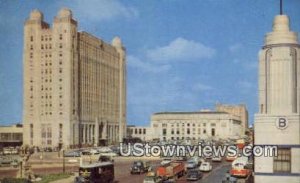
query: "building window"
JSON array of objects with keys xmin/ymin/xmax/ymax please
[
  {"xmin": 139, "ymin": 129, "xmax": 142, "ymax": 134},
  {"xmin": 30, "ymin": 124, "xmax": 33, "ymax": 138},
  {"xmin": 30, "ymin": 36, "xmax": 33, "ymax": 41},
  {"xmin": 162, "ymin": 129, "xmax": 167, "ymax": 135},
  {"xmin": 59, "ymin": 124, "xmax": 63, "ymax": 139},
  {"xmin": 274, "ymin": 148, "xmax": 291, "ymax": 173},
  {"xmin": 187, "ymin": 129, "xmax": 190, "ymax": 134},
  {"xmin": 59, "ymin": 34, "xmax": 63, "ymax": 40},
  {"xmin": 143, "ymin": 129, "xmax": 146, "ymax": 134},
  {"xmin": 211, "ymin": 128, "xmax": 215, "ymax": 136},
  {"xmin": 203, "ymin": 129, "xmax": 206, "ymax": 134},
  {"xmin": 135, "ymin": 129, "xmax": 137, "ymax": 134}
]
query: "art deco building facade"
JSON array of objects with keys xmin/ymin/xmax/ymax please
[
  {"xmin": 22, "ymin": 8, "xmax": 126, "ymax": 148},
  {"xmin": 216, "ymin": 103, "xmax": 248, "ymax": 135},
  {"xmin": 254, "ymin": 14, "xmax": 300, "ymax": 182},
  {"xmin": 150, "ymin": 111, "xmax": 243, "ymax": 142}
]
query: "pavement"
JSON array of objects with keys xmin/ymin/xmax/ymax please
[{"xmin": 49, "ymin": 175, "xmax": 76, "ymax": 183}]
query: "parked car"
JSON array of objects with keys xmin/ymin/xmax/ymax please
[
  {"xmin": 99, "ymin": 151, "xmax": 117, "ymax": 157},
  {"xmin": 0, "ymin": 157, "xmax": 12, "ymax": 167},
  {"xmin": 89, "ymin": 148, "xmax": 99, "ymax": 155},
  {"xmin": 212, "ymin": 155, "xmax": 222, "ymax": 162},
  {"xmin": 226, "ymin": 153, "xmax": 238, "ymax": 161},
  {"xmin": 186, "ymin": 159, "xmax": 198, "ymax": 169},
  {"xmin": 199, "ymin": 162, "xmax": 212, "ymax": 172},
  {"xmin": 222, "ymin": 171, "xmax": 238, "ymax": 183},
  {"xmin": 186, "ymin": 169, "xmax": 203, "ymax": 181},
  {"xmin": 130, "ymin": 161, "xmax": 151, "ymax": 174},
  {"xmin": 160, "ymin": 158, "xmax": 172, "ymax": 166},
  {"xmin": 43, "ymin": 147, "xmax": 53, "ymax": 152},
  {"xmin": 98, "ymin": 155, "xmax": 114, "ymax": 162},
  {"xmin": 81, "ymin": 149, "xmax": 92, "ymax": 156},
  {"xmin": 11, "ymin": 159, "xmax": 19, "ymax": 168},
  {"xmin": 64, "ymin": 151, "xmax": 81, "ymax": 157}
]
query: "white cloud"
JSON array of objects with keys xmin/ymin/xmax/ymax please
[
  {"xmin": 127, "ymin": 55, "xmax": 171, "ymax": 73},
  {"xmin": 229, "ymin": 43, "xmax": 242, "ymax": 53},
  {"xmin": 146, "ymin": 37, "xmax": 216, "ymax": 62},
  {"xmin": 70, "ymin": 0, "xmax": 138, "ymax": 22}
]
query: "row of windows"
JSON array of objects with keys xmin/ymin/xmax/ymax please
[
  {"xmin": 41, "ymin": 112, "xmax": 63, "ymax": 116},
  {"xmin": 162, "ymin": 128, "xmax": 212, "ymax": 135},
  {"xmin": 41, "ymin": 35, "xmax": 52, "ymax": 41},
  {"xmin": 41, "ymin": 44, "xmax": 52, "ymax": 50},
  {"xmin": 41, "ymin": 67, "xmax": 63, "ymax": 74},
  {"xmin": 162, "ymin": 123, "xmax": 216, "ymax": 127},
  {"xmin": 133, "ymin": 128, "xmax": 146, "ymax": 135}
]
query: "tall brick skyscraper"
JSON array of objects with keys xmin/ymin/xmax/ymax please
[{"xmin": 22, "ymin": 8, "xmax": 126, "ymax": 148}]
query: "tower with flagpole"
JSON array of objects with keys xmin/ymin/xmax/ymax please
[{"xmin": 254, "ymin": 1, "xmax": 300, "ymax": 182}]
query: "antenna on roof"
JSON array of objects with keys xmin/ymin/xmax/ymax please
[{"xmin": 280, "ymin": 0, "xmax": 283, "ymax": 15}]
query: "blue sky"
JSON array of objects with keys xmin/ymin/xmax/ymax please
[{"xmin": 0, "ymin": 0, "xmax": 299, "ymax": 126}]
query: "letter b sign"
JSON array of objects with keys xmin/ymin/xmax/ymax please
[{"xmin": 276, "ymin": 117, "xmax": 288, "ymax": 130}]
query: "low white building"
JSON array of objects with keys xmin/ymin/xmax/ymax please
[
  {"xmin": 127, "ymin": 125, "xmax": 153, "ymax": 141},
  {"xmin": 150, "ymin": 111, "xmax": 243, "ymax": 141}
]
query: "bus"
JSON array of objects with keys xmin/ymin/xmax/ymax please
[{"xmin": 75, "ymin": 162, "xmax": 114, "ymax": 183}]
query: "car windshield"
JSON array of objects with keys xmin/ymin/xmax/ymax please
[
  {"xmin": 188, "ymin": 170, "xmax": 198, "ymax": 175},
  {"xmin": 134, "ymin": 161, "xmax": 142, "ymax": 166}
]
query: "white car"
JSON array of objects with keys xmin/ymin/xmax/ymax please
[
  {"xmin": 186, "ymin": 160, "xmax": 198, "ymax": 169},
  {"xmin": 212, "ymin": 156, "xmax": 222, "ymax": 162},
  {"xmin": 199, "ymin": 162, "xmax": 212, "ymax": 172},
  {"xmin": 89, "ymin": 149, "xmax": 99, "ymax": 155},
  {"xmin": 160, "ymin": 159, "xmax": 172, "ymax": 165},
  {"xmin": 99, "ymin": 151, "xmax": 117, "ymax": 157}
]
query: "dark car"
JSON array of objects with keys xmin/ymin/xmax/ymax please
[
  {"xmin": 130, "ymin": 161, "xmax": 151, "ymax": 174},
  {"xmin": 98, "ymin": 155, "xmax": 114, "ymax": 162},
  {"xmin": 186, "ymin": 169, "xmax": 203, "ymax": 181}
]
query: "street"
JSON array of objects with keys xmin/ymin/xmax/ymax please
[{"xmin": 0, "ymin": 152, "xmax": 233, "ymax": 183}]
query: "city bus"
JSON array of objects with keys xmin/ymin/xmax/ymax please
[{"xmin": 75, "ymin": 162, "xmax": 114, "ymax": 183}]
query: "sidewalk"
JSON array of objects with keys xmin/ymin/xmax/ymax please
[{"xmin": 49, "ymin": 175, "xmax": 75, "ymax": 183}]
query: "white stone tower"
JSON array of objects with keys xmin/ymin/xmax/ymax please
[{"xmin": 254, "ymin": 6, "xmax": 300, "ymax": 183}]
